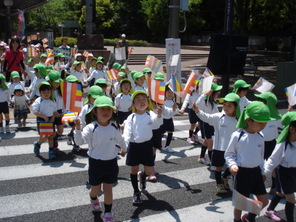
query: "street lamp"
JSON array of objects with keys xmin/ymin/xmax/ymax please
[{"xmin": 4, "ymin": 0, "xmax": 14, "ymax": 42}]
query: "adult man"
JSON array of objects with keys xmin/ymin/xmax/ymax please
[{"xmin": 119, "ymin": 34, "xmax": 129, "ymax": 62}]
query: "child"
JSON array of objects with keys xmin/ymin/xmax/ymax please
[
  {"xmin": 179, "ymin": 83, "xmax": 201, "ymax": 144},
  {"xmin": 0, "ymin": 74, "xmax": 10, "ymax": 133},
  {"xmin": 114, "ymin": 79, "xmax": 133, "ymax": 125},
  {"xmin": 25, "ymin": 58, "xmax": 35, "ymax": 87},
  {"xmin": 264, "ymin": 112, "xmax": 296, "ymax": 222},
  {"xmin": 123, "ymin": 90, "xmax": 162, "ymax": 204},
  {"xmin": 32, "ymin": 81, "xmax": 59, "ymax": 159},
  {"xmin": 29, "ymin": 64, "xmax": 47, "ymax": 104},
  {"xmin": 71, "ymin": 61, "xmax": 86, "ymax": 84},
  {"xmin": 196, "ymin": 83, "xmax": 222, "ymax": 165},
  {"xmin": 54, "ymin": 53, "xmax": 69, "ymax": 79},
  {"xmin": 39, "ymin": 54, "xmax": 47, "ymax": 65},
  {"xmin": 46, "ymin": 70, "xmax": 64, "ymax": 154},
  {"xmin": 88, "ymin": 57, "xmax": 98, "ymax": 78},
  {"xmin": 193, "ymin": 93, "xmax": 240, "ymax": 194},
  {"xmin": 255, "ymin": 92, "xmax": 282, "ymax": 194},
  {"xmin": 95, "ymin": 78, "xmax": 109, "ymax": 97},
  {"xmin": 224, "ymin": 101, "xmax": 272, "ymax": 222},
  {"xmin": 8, "ymin": 71, "xmax": 25, "ymax": 99},
  {"xmin": 74, "ymin": 96, "xmax": 127, "ymax": 222},
  {"xmin": 161, "ymin": 84, "xmax": 179, "ymax": 153},
  {"xmin": 232, "ymin": 79, "xmax": 251, "ymax": 112},
  {"xmin": 112, "ymin": 72, "xmax": 127, "ymax": 98},
  {"xmin": 86, "ymin": 60, "xmax": 108, "ymax": 87},
  {"xmin": 11, "ymin": 85, "xmax": 30, "ymax": 128},
  {"xmin": 133, "ymin": 72, "xmax": 147, "ymax": 92}
]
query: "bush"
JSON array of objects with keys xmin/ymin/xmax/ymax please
[
  {"xmin": 54, "ymin": 37, "xmax": 77, "ymax": 47},
  {"xmin": 104, "ymin": 38, "xmax": 150, "ymax": 47}
]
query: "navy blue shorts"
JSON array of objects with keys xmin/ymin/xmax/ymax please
[
  {"xmin": 88, "ymin": 157, "xmax": 119, "ymax": 186},
  {"xmin": 211, "ymin": 150, "xmax": 225, "ymax": 167},
  {"xmin": 188, "ymin": 108, "xmax": 200, "ymax": 124},
  {"xmin": 200, "ymin": 120, "xmax": 214, "ymax": 139},
  {"xmin": 0, "ymin": 101, "xmax": 9, "ymax": 114},
  {"xmin": 163, "ymin": 118, "xmax": 174, "ymax": 132},
  {"xmin": 152, "ymin": 125, "xmax": 164, "ymax": 149},
  {"xmin": 264, "ymin": 139, "xmax": 276, "ymax": 160},
  {"xmin": 234, "ymin": 166, "xmax": 266, "ymax": 197},
  {"xmin": 126, "ymin": 141, "xmax": 154, "ymax": 166},
  {"xmin": 53, "ymin": 117, "xmax": 63, "ymax": 126},
  {"xmin": 117, "ymin": 111, "xmax": 132, "ymax": 124},
  {"xmin": 276, "ymin": 166, "xmax": 296, "ymax": 194}
]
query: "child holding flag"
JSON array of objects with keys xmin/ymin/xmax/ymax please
[
  {"xmin": 32, "ymin": 82, "xmax": 59, "ymax": 159},
  {"xmin": 264, "ymin": 112, "xmax": 296, "ymax": 222},
  {"xmin": 225, "ymin": 101, "xmax": 272, "ymax": 222},
  {"xmin": 193, "ymin": 93, "xmax": 240, "ymax": 194},
  {"xmin": 133, "ymin": 72, "xmax": 147, "ymax": 92},
  {"xmin": 123, "ymin": 90, "xmax": 163, "ymax": 204},
  {"xmin": 74, "ymin": 96, "xmax": 127, "ymax": 222},
  {"xmin": 29, "ymin": 64, "xmax": 47, "ymax": 104},
  {"xmin": 86, "ymin": 60, "xmax": 108, "ymax": 87}
]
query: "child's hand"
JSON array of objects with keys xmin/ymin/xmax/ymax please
[
  {"xmin": 49, "ymin": 116, "xmax": 55, "ymax": 122},
  {"xmin": 157, "ymin": 106, "xmax": 162, "ymax": 118},
  {"xmin": 179, "ymin": 109, "xmax": 185, "ymax": 114},
  {"xmin": 119, "ymin": 150, "xmax": 126, "ymax": 157},
  {"xmin": 75, "ymin": 118, "xmax": 81, "ymax": 130},
  {"xmin": 192, "ymin": 103, "xmax": 199, "ymax": 113},
  {"xmin": 230, "ymin": 165, "xmax": 239, "ymax": 176},
  {"xmin": 173, "ymin": 102, "xmax": 178, "ymax": 111},
  {"xmin": 43, "ymin": 116, "xmax": 49, "ymax": 122}
]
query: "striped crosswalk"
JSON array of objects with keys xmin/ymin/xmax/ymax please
[{"xmin": 0, "ymin": 116, "xmax": 288, "ymax": 222}]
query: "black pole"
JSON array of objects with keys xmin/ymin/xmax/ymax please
[
  {"xmin": 221, "ymin": 0, "xmax": 234, "ymax": 96},
  {"xmin": 168, "ymin": 0, "xmax": 180, "ymax": 38}
]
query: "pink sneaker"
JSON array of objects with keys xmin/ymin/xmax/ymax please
[
  {"xmin": 90, "ymin": 198, "xmax": 102, "ymax": 212},
  {"xmin": 264, "ymin": 210, "xmax": 282, "ymax": 222},
  {"xmin": 102, "ymin": 212, "xmax": 113, "ymax": 222}
]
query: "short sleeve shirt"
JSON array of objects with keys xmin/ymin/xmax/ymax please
[{"xmin": 4, "ymin": 49, "xmax": 24, "ymax": 72}]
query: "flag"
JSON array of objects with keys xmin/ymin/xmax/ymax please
[
  {"xmin": 62, "ymin": 111, "xmax": 78, "ymax": 124},
  {"xmin": 71, "ymin": 47, "xmax": 77, "ymax": 56},
  {"xmin": 60, "ymin": 81, "xmax": 83, "ymax": 112},
  {"xmin": 170, "ymin": 74, "xmax": 183, "ymax": 92},
  {"xmin": 27, "ymin": 45, "xmax": 38, "ymax": 57},
  {"xmin": 183, "ymin": 70, "xmax": 200, "ymax": 94},
  {"xmin": 145, "ymin": 55, "xmax": 162, "ymax": 73},
  {"xmin": 106, "ymin": 69, "xmax": 118, "ymax": 80},
  {"xmin": 128, "ymin": 47, "xmax": 134, "ymax": 55},
  {"xmin": 232, "ymin": 189, "xmax": 263, "ymax": 215},
  {"xmin": 45, "ymin": 53, "xmax": 55, "ymax": 66},
  {"xmin": 285, "ymin": 83, "xmax": 296, "ymax": 106},
  {"xmin": 83, "ymin": 50, "xmax": 89, "ymax": 58},
  {"xmin": 148, "ymin": 78, "xmax": 166, "ymax": 104},
  {"xmin": 252, "ymin": 77, "xmax": 275, "ymax": 93},
  {"xmin": 203, "ymin": 67, "xmax": 214, "ymax": 77},
  {"xmin": 39, "ymin": 121, "xmax": 54, "ymax": 138}
]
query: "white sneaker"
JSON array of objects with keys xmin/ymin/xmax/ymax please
[
  {"xmin": 163, "ymin": 146, "xmax": 174, "ymax": 153},
  {"xmin": 0, "ymin": 127, "xmax": 3, "ymax": 133},
  {"xmin": 5, "ymin": 125, "xmax": 10, "ymax": 133},
  {"xmin": 187, "ymin": 137, "xmax": 195, "ymax": 144},
  {"xmin": 198, "ymin": 157, "xmax": 210, "ymax": 165}
]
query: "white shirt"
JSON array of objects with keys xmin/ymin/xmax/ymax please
[
  {"xmin": 29, "ymin": 77, "xmax": 46, "ymax": 99},
  {"xmin": 197, "ymin": 111, "xmax": 237, "ymax": 151},
  {"xmin": 264, "ymin": 141, "xmax": 296, "ymax": 176},
  {"xmin": 162, "ymin": 99, "xmax": 179, "ymax": 119},
  {"xmin": 12, "ymin": 94, "xmax": 29, "ymax": 111},
  {"xmin": 32, "ymin": 97, "xmax": 57, "ymax": 117},
  {"xmin": 261, "ymin": 119, "xmax": 281, "ymax": 141},
  {"xmin": 74, "ymin": 120, "xmax": 127, "ymax": 160},
  {"xmin": 134, "ymin": 85, "xmax": 147, "ymax": 93},
  {"xmin": 53, "ymin": 90, "xmax": 64, "ymax": 111},
  {"xmin": 0, "ymin": 89, "xmax": 9, "ymax": 103},
  {"xmin": 196, "ymin": 93, "xmax": 219, "ymax": 114},
  {"xmin": 123, "ymin": 111, "xmax": 163, "ymax": 148},
  {"xmin": 78, "ymin": 104, "xmax": 93, "ymax": 128},
  {"xmin": 225, "ymin": 129, "xmax": 265, "ymax": 170},
  {"xmin": 8, "ymin": 82, "xmax": 24, "ymax": 98},
  {"xmin": 114, "ymin": 93, "xmax": 132, "ymax": 112},
  {"xmin": 239, "ymin": 96, "xmax": 251, "ymax": 113},
  {"xmin": 181, "ymin": 91, "xmax": 201, "ymax": 110},
  {"xmin": 85, "ymin": 70, "xmax": 108, "ymax": 82},
  {"xmin": 72, "ymin": 70, "xmax": 85, "ymax": 83},
  {"xmin": 26, "ymin": 65, "xmax": 35, "ymax": 81}
]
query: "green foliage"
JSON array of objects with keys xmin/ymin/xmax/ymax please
[
  {"xmin": 54, "ymin": 37, "xmax": 77, "ymax": 47},
  {"xmin": 104, "ymin": 39, "xmax": 150, "ymax": 47}
]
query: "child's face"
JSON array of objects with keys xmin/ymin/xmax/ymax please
[
  {"xmin": 35, "ymin": 70, "xmax": 40, "ymax": 77},
  {"xmin": 165, "ymin": 89, "xmax": 174, "ymax": 100},
  {"xmin": 89, "ymin": 96, "xmax": 96, "ymax": 105},
  {"xmin": 51, "ymin": 81, "xmax": 60, "ymax": 90},
  {"xmin": 96, "ymin": 63, "xmax": 103, "ymax": 70},
  {"xmin": 121, "ymin": 82, "xmax": 131, "ymax": 94},
  {"xmin": 237, "ymin": 88, "xmax": 248, "ymax": 97},
  {"xmin": 135, "ymin": 76, "xmax": 145, "ymax": 86},
  {"xmin": 14, "ymin": 90, "xmax": 23, "ymax": 96},
  {"xmin": 133, "ymin": 94, "xmax": 148, "ymax": 113},
  {"xmin": 75, "ymin": 64, "xmax": 82, "ymax": 71},
  {"xmin": 12, "ymin": 77, "xmax": 20, "ymax": 83},
  {"xmin": 223, "ymin": 102, "xmax": 236, "ymax": 117},
  {"xmin": 95, "ymin": 106, "xmax": 113, "ymax": 125},
  {"xmin": 40, "ymin": 57, "xmax": 46, "ymax": 63},
  {"xmin": 246, "ymin": 119, "xmax": 267, "ymax": 133},
  {"xmin": 40, "ymin": 89, "xmax": 51, "ymax": 99},
  {"xmin": 212, "ymin": 91, "xmax": 221, "ymax": 99},
  {"xmin": 91, "ymin": 60, "xmax": 96, "ymax": 66}
]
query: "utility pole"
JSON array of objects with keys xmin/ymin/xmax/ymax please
[
  {"xmin": 85, "ymin": 0, "xmax": 93, "ymax": 34},
  {"xmin": 168, "ymin": 0, "xmax": 180, "ymax": 38}
]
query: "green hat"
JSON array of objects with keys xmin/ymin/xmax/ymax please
[
  {"xmin": 118, "ymin": 72, "xmax": 126, "ymax": 78},
  {"xmin": 120, "ymin": 66, "xmax": 126, "ymax": 70},
  {"xmin": 133, "ymin": 72, "xmax": 144, "ymax": 80},
  {"xmin": 95, "ymin": 78, "xmax": 109, "ymax": 86},
  {"xmin": 96, "ymin": 60, "xmax": 104, "ymax": 65},
  {"xmin": 154, "ymin": 72, "xmax": 164, "ymax": 81},
  {"xmin": 57, "ymin": 53, "xmax": 65, "ymax": 58},
  {"xmin": 254, "ymin": 92, "xmax": 281, "ymax": 120},
  {"xmin": 143, "ymin": 67, "xmax": 152, "ymax": 73},
  {"xmin": 46, "ymin": 70, "xmax": 62, "ymax": 82},
  {"xmin": 130, "ymin": 70, "xmax": 137, "ymax": 79},
  {"xmin": 233, "ymin": 80, "xmax": 251, "ymax": 93},
  {"xmin": 236, "ymin": 101, "xmax": 273, "ymax": 128},
  {"xmin": 65, "ymin": 75, "xmax": 78, "ymax": 83},
  {"xmin": 73, "ymin": 61, "xmax": 82, "ymax": 67},
  {"xmin": 97, "ymin": 56, "xmax": 104, "ymax": 61},
  {"xmin": 84, "ymin": 85, "xmax": 103, "ymax": 104},
  {"xmin": 37, "ymin": 81, "xmax": 51, "ymax": 90},
  {"xmin": 112, "ymin": 62, "xmax": 121, "ymax": 69},
  {"xmin": 222, "ymin": 93, "xmax": 241, "ymax": 118},
  {"xmin": 132, "ymin": 90, "xmax": 147, "ymax": 101},
  {"xmin": 85, "ymin": 96, "xmax": 115, "ymax": 124},
  {"xmin": 11, "ymin": 71, "xmax": 20, "ymax": 79},
  {"xmin": 40, "ymin": 53, "xmax": 47, "ymax": 58},
  {"xmin": 0, "ymin": 74, "xmax": 8, "ymax": 90},
  {"xmin": 211, "ymin": 83, "xmax": 223, "ymax": 91},
  {"xmin": 131, "ymin": 90, "xmax": 153, "ymax": 112},
  {"xmin": 276, "ymin": 112, "xmax": 296, "ymax": 143},
  {"xmin": 33, "ymin": 64, "xmax": 47, "ymax": 78},
  {"xmin": 91, "ymin": 57, "xmax": 97, "ymax": 61},
  {"xmin": 46, "ymin": 65, "xmax": 53, "ymax": 71},
  {"xmin": 28, "ymin": 58, "xmax": 33, "ymax": 63}
]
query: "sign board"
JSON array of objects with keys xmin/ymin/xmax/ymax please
[{"xmin": 166, "ymin": 38, "xmax": 181, "ymax": 85}]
